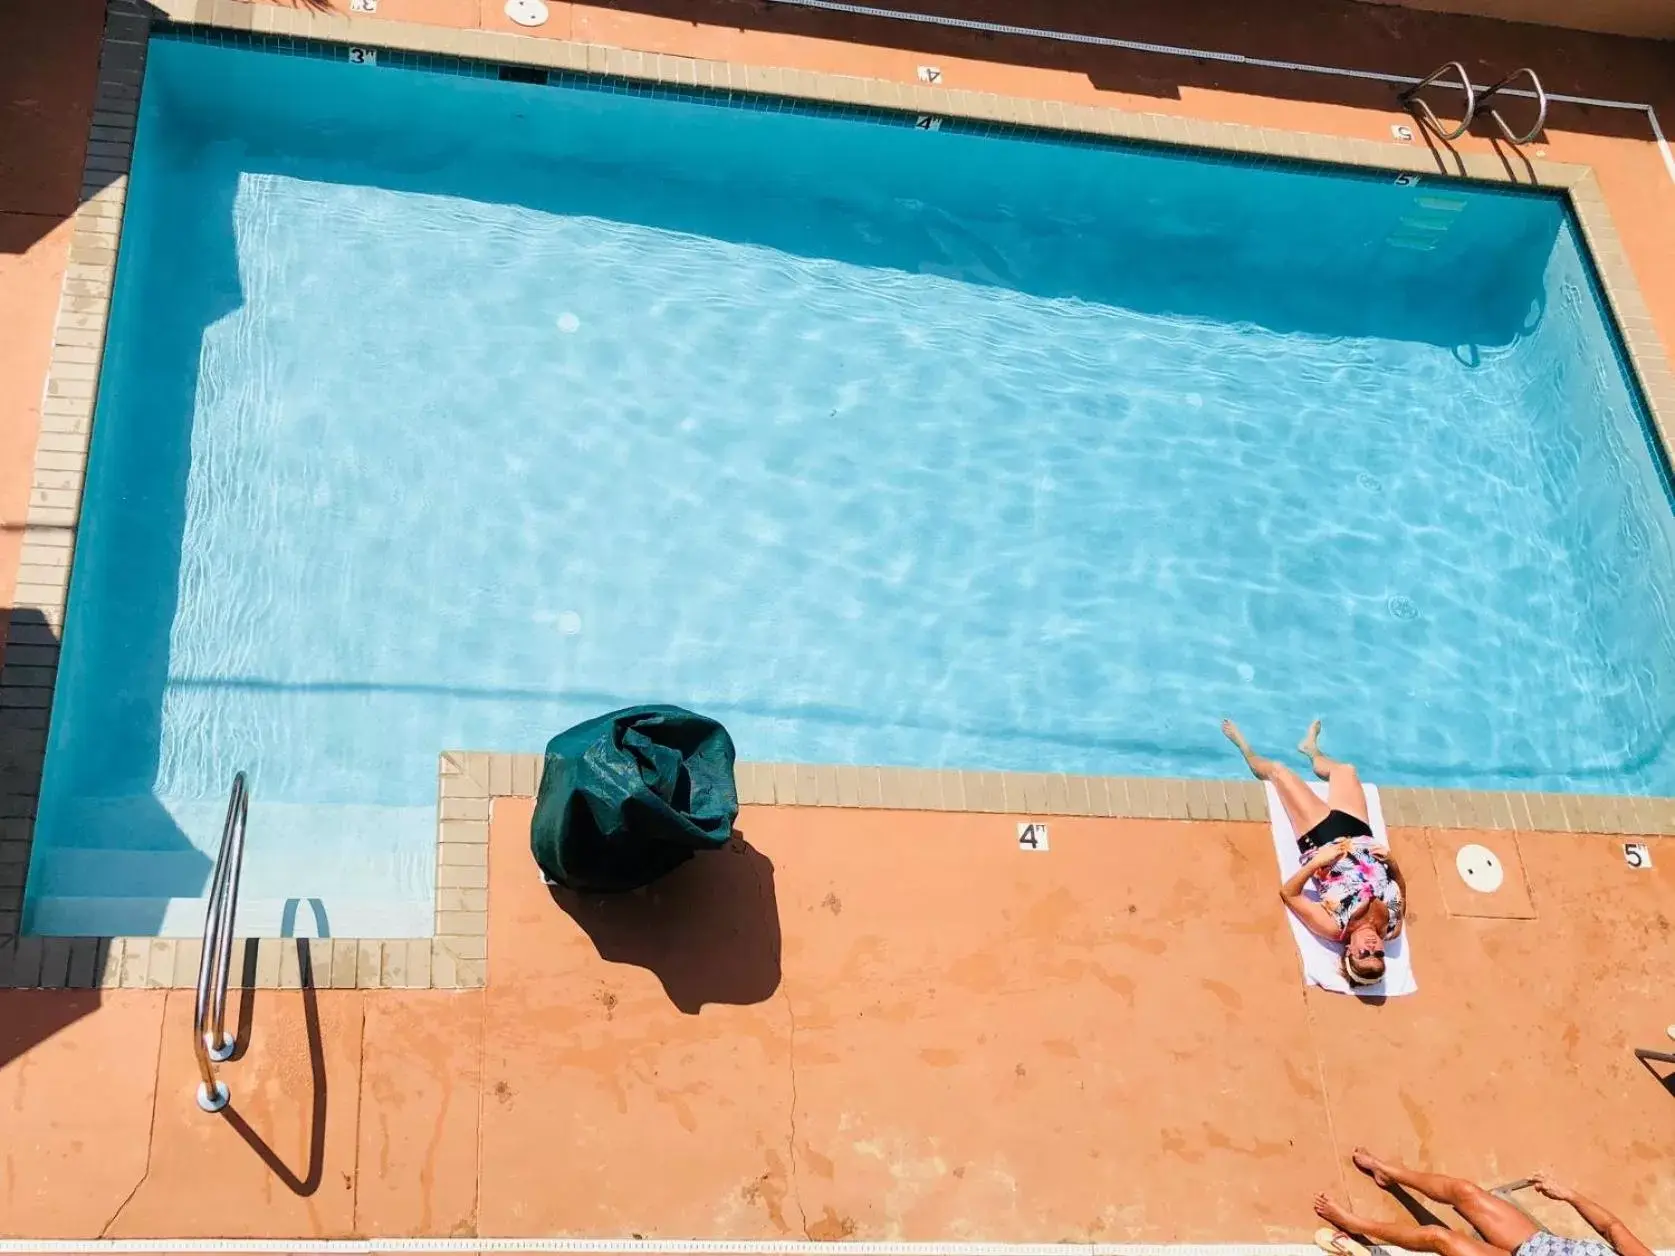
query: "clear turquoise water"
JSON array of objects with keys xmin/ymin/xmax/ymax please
[{"xmin": 27, "ymin": 36, "xmax": 1675, "ymax": 935}]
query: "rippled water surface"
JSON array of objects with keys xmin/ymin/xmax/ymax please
[{"xmin": 30, "ymin": 37, "xmax": 1675, "ymax": 928}]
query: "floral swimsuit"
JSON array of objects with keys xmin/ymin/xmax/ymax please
[{"xmin": 1313, "ymin": 838, "xmax": 1403, "ymax": 941}]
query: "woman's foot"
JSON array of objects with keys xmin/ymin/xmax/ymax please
[
  {"xmin": 1352, "ymin": 1147, "xmax": 1393, "ymax": 1189},
  {"xmin": 1222, "ymin": 719, "xmax": 1273, "ymax": 779},
  {"xmin": 1299, "ymin": 719, "xmax": 1323, "ymax": 761},
  {"xmin": 1314, "ymin": 1193, "xmax": 1362, "ymax": 1235}
]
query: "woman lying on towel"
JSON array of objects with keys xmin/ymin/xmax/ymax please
[{"xmin": 1222, "ymin": 719, "xmax": 1406, "ymax": 988}]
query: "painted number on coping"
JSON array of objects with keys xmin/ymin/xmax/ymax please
[
  {"xmin": 349, "ymin": 0, "xmax": 378, "ymax": 11},
  {"xmin": 1018, "ymin": 822, "xmax": 1049, "ymax": 852},
  {"xmin": 1393, "ymin": 173, "xmax": 1421, "ymax": 187},
  {"xmin": 1625, "ymin": 842, "xmax": 1653, "ymax": 869},
  {"xmin": 348, "ymin": 46, "xmax": 377, "ymax": 65},
  {"xmin": 915, "ymin": 115, "xmax": 943, "ymax": 132}
]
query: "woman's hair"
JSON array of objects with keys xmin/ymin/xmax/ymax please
[{"xmin": 1342, "ymin": 948, "xmax": 1386, "ymax": 987}]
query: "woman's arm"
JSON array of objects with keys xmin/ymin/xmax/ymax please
[
  {"xmin": 1280, "ymin": 840, "xmax": 1350, "ymax": 941},
  {"xmin": 1279, "ymin": 891, "xmax": 1342, "ymax": 941},
  {"xmin": 1531, "ymin": 1176, "xmax": 1655, "ymax": 1256},
  {"xmin": 1378, "ymin": 851, "xmax": 1408, "ymax": 938}
]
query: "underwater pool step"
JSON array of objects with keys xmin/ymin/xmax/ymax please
[
  {"xmin": 29, "ymin": 846, "xmax": 218, "ymax": 899},
  {"xmin": 24, "ymin": 840, "xmax": 437, "ymax": 934},
  {"xmin": 26, "ymin": 889, "xmax": 434, "ymax": 939}
]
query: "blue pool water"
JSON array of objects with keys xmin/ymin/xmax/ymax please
[{"xmin": 27, "ymin": 35, "xmax": 1675, "ymax": 935}]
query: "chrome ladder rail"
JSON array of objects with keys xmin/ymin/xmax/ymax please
[
  {"xmin": 1476, "ymin": 67, "xmax": 1548, "ymax": 146},
  {"xmin": 193, "ymin": 771, "xmax": 249, "ymax": 1113},
  {"xmin": 1399, "ymin": 61, "xmax": 1547, "ymax": 146},
  {"xmin": 1399, "ymin": 61, "xmax": 1476, "ymax": 141}
]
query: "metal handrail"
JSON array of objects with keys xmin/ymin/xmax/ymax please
[
  {"xmin": 193, "ymin": 771, "xmax": 249, "ymax": 1113},
  {"xmin": 1399, "ymin": 61, "xmax": 1476, "ymax": 142},
  {"xmin": 1399, "ymin": 61, "xmax": 1547, "ymax": 147},
  {"xmin": 1477, "ymin": 67, "xmax": 1548, "ymax": 146}
]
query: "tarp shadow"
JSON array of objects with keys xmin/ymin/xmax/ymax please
[{"xmin": 547, "ymin": 832, "xmax": 782, "ymax": 1014}]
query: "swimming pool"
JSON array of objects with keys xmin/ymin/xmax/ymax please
[{"xmin": 25, "ymin": 33, "xmax": 1675, "ymax": 936}]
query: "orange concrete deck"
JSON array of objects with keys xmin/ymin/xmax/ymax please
[
  {"xmin": 2, "ymin": 799, "xmax": 1671, "ymax": 1241},
  {"xmin": 4, "ymin": 0, "xmax": 1675, "ymax": 1243}
]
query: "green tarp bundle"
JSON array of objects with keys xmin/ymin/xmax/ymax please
[{"xmin": 530, "ymin": 705, "xmax": 739, "ymax": 893}]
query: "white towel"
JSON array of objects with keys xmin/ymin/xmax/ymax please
[{"xmin": 1266, "ymin": 780, "xmax": 1417, "ymax": 998}]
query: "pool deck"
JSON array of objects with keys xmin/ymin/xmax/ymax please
[
  {"xmin": 2, "ymin": 0, "xmax": 1675, "ymax": 1244},
  {"xmin": 3, "ymin": 796, "xmax": 1671, "ymax": 1243}
]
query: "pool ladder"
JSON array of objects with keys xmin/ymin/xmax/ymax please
[
  {"xmin": 1400, "ymin": 62, "xmax": 1548, "ymax": 145},
  {"xmin": 193, "ymin": 770, "xmax": 249, "ymax": 1113}
]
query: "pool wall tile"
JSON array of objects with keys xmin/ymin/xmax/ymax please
[
  {"xmin": 1522, "ymin": 793, "xmax": 1564, "ymax": 832},
  {"xmin": 808, "ymin": 765, "xmax": 839, "ymax": 807},
  {"xmin": 118, "ymin": 939, "xmax": 148, "ymax": 989},
  {"xmin": 94, "ymin": 937, "xmax": 125, "ymax": 989},
  {"xmin": 965, "ymin": 771, "xmax": 1002, "ymax": 813},
  {"xmin": 37, "ymin": 938, "xmax": 71, "ymax": 989},
  {"xmin": 277, "ymin": 938, "xmax": 303, "ymax": 989},
  {"xmin": 379, "ymin": 941, "xmax": 408, "ymax": 989},
  {"xmin": 8, "ymin": 937, "xmax": 45, "ymax": 988},
  {"xmin": 1042, "ymin": 773, "xmax": 1072, "ymax": 815},
  {"xmin": 873, "ymin": 766, "xmax": 908, "ymax": 809},
  {"xmin": 439, "ymin": 795, "xmax": 489, "ymax": 822},
  {"xmin": 1581, "ymin": 797, "xmax": 1618, "ymax": 835},
  {"xmin": 1380, "ymin": 788, "xmax": 1416, "ymax": 827},
  {"xmin": 910, "ymin": 768, "xmax": 946, "ymax": 810},
  {"xmin": 330, "ymin": 939, "xmax": 360, "ymax": 990},
  {"xmin": 1554, "ymin": 794, "xmax": 1588, "ymax": 832},
  {"xmin": 145, "ymin": 939, "xmax": 177, "ymax": 989},
  {"xmin": 1617, "ymin": 797, "xmax": 1649, "ymax": 835},
  {"xmin": 510, "ymin": 753, "xmax": 536, "ymax": 798},
  {"xmin": 1184, "ymin": 780, "xmax": 1214, "ymax": 821},
  {"xmin": 65, "ymin": 938, "xmax": 101, "ymax": 989},
  {"xmin": 355, "ymin": 940, "xmax": 383, "ymax": 987},
  {"xmin": 1062, "ymin": 775, "xmax": 1091, "ymax": 816},
  {"xmin": 171, "ymin": 938, "xmax": 203, "ymax": 988},
  {"xmin": 1575, "ymin": 797, "xmax": 1610, "ymax": 834},
  {"xmin": 1484, "ymin": 792, "xmax": 1516, "ymax": 830},
  {"xmin": 1625, "ymin": 795, "xmax": 1658, "ymax": 836}
]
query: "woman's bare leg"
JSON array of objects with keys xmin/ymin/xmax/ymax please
[
  {"xmin": 1354, "ymin": 1150, "xmax": 1540, "ymax": 1253},
  {"xmin": 1223, "ymin": 720, "xmax": 1330, "ymax": 836},
  {"xmin": 1299, "ymin": 720, "xmax": 1371, "ymax": 825},
  {"xmin": 1315, "ymin": 1194, "xmax": 1509, "ymax": 1256}
]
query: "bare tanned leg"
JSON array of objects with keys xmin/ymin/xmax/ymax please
[
  {"xmin": 1223, "ymin": 720, "xmax": 1330, "ymax": 836},
  {"xmin": 1353, "ymin": 1150, "xmax": 1540, "ymax": 1254},
  {"xmin": 1299, "ymin": 720, "xmax": 1371, "ymax": 825},
  {"xmin": 1315, "ymin": 1194, "xmax": 1511, "ymax": 1256}
]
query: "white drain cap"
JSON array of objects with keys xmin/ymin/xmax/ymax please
[
  {"xmin": 1456, "ymin": 843, "xmax": 1504, "ymax": 893},
  {"xmin": 505, "ymin": 0, "xmax": 550, "ymax": 27}
]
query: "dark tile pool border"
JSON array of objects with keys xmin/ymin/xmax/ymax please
[{"xmin": 3, "ymin": 0, "xmax": 1675, "ymax": 989}]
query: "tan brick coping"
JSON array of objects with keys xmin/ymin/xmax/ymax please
[{"xmin": 2, "ymin": 0, "xmax": 1672, "ymax": 990}]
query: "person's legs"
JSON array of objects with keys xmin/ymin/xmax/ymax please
[
  {"xmin": 1354, "ymin": 1150, "xmax": 1540, "ymax": 1253},
  {"xmin": 1315, "ymin": 1194, "xmax": 1510, "ymax": 1256},
  {"xmin": 1223, "ymin": 720, "xmax": 1331, "ymax": 836},
  {"xmin": 1299, "ymin": 720, "xmax": 1371, "ymax": 825}
]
